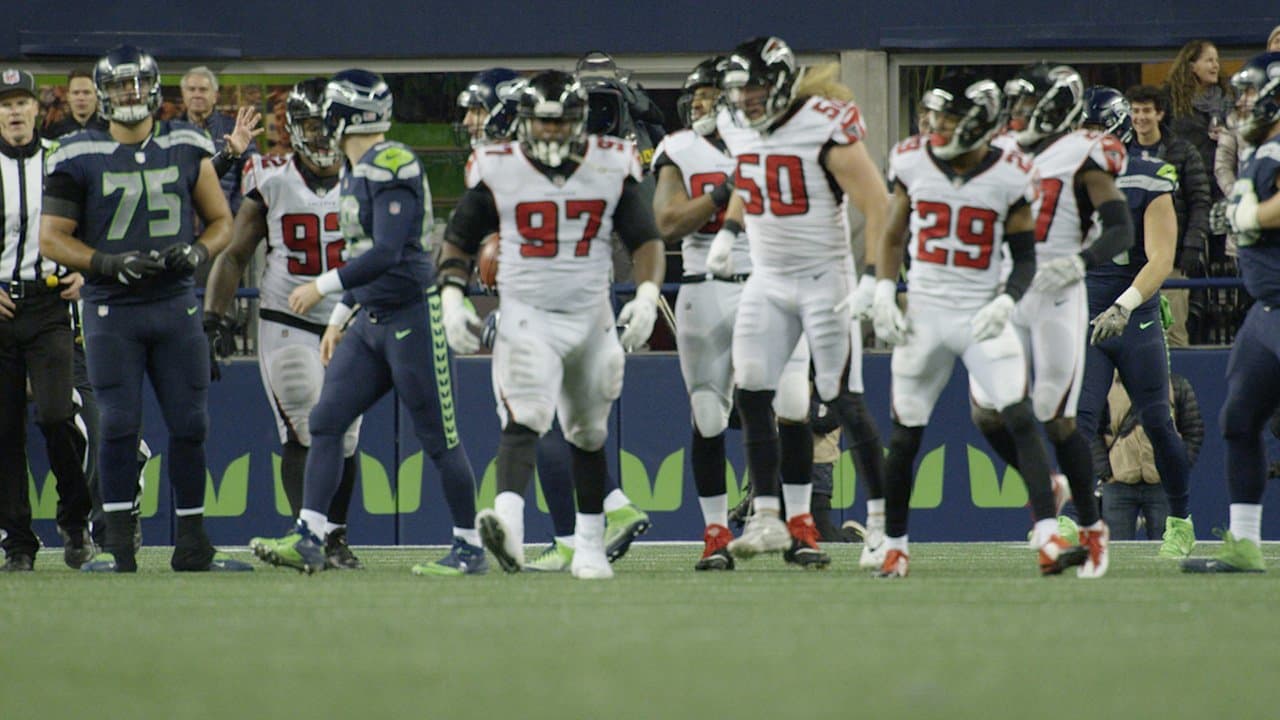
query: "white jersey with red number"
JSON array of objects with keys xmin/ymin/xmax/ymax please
[
  {"xmin": 651, "ymin": 129, "xmax": 749, "ymax": 275},
  {"xmin": 1028, "ymin": 129, "xmax": 1127, "ymax": 261},
  {"xmin": 242, "ymin": 153, "xmax": 345, "ymax": 325},
  {"xmin": 717, "ymin": 96, "xmax": 866, "ymax": 275},
  {"xmin": 469, "ymin": 134, "xmax": 642, "ymax": 311},
  {"xmin": 890, "ymin": 135, "xmax": 1035, "ymax": 310}
]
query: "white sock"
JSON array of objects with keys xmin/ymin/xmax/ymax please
[
  {"xmin": 885, "ymin": 534, "xmax": 909, "ymax": 552},
  {"xmin": 299, "ymin": 509, "xmax": 328, "ymax": 541},
  {"xmin": 603, "ymin": 489, "xmax": 629, "ymax": 514},
  {"xmin": 1229, "ymin": 503, "xmax": 1263, "ymax": 546},
  {"xmin": 493, "ymin": 491, "xmax": 525, "ymax": 546},
  {"xmin": 555, "ymin": 534, "xmax": 575, "ymax": 550},
  {"xmin": 324, "ymin": 522, "xmax": 345, "ymax": 537},
  {"xmin": 1031, "ymin": 518, "xmax": 1059, "ymax": 548},
  {"xmin": 866, "ymin": 498, "xmax": 885, "ymax": 528},
  {"xmin": 783, "ymin": 483, "xmax": 812, "ymax": 521},
  {"xmin": 753, "ymin": 495, "xmax": 781, "ymax": 514},
  {"xmin": 575, "ymin": 512, "xmax": 605, "ymax": 554},
  {"xmin": 455, "ymin": 527, "xmax": 481, "ymax": 547},
  {"xmin": 699, "ymin": 494, "xmax": 729, "ymax": 528}
]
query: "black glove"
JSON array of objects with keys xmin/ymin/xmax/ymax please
[
  {"xmin": 203, "ymin": 314, "xmax": 236, "ymax": 381},
  {"xmin": 89, "ymin": 250, "xmax": 165, "ymax": 286},
  {"xmin": 161, "ymin": 242, "xmax": 210, "ymax": 275},
  {"xmin": 709, "ymin": 180, "xmax": 735, "ymax": 209},
  {"xmin": 1179, "ymin": 246, "xmax": 1206, "ymax": 278}
]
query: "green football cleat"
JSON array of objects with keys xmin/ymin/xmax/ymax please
[
  {"xmin": 1056, "ymin": 516, "xmax": 1079, "ymax": 546},
  {"xmin": 604, "ymin": 504, "xmax": 651, "ymax": 563},
  {"xmin": 256, "ymin": 522, "xmax": 325, "ymax": 574},
  {"xmin": 1181, "ymin": 530, "xmax": 1265, "ymax": 573},
  {"xmin": 411, "ymin": 537, "xmax": 488, "ymax": 577},
  {"xmin": 524, "ymin": 540, "xmax": 574, "ymax": 572},
  {"xmin": 1158, "ymin": 515, "xmax": 1196, "ymax": 558}
]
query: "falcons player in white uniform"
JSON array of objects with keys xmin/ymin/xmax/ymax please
[
  {"xmin": 871, "ymin": 73, "xmax": 1095, "ymax": 578},
  {"xmin": 706, "ymin": 37, "xmax": 889, "ymax": 568},
  {"xmin": 204, "ymin": 78, "xmax": 364, "ymax": 570},
  {"xmin": 969, "ymin": 64, "xmax": 1132, "ymax": 574},
  {"xmin": 652, "ymin": 57, "xmax": 812, "ymax": 571},
  {"xmin": 439, "ymin": 71, "xmax": 665, "ymax": 580}
]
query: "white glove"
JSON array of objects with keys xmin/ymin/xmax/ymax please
[
  {"xmin": 870, "ymin": 279, "xmax": 909, "ymax": 345},
  {"xmin": 1228, "ymin": 178, "xmax": 1261, "ymax": 233},
  {"xmin": 835, "ymin": 273, "xmax": 878, "ymax": 321},
  {"xmin": 971, "ymin": 293, "xmax": 1015, "ymax": 342},
  {"xmin": 618, "ymin": 281, "xmax": 659, "ymax": 351},
  {"xmin": 1031, "ymin": 254, "xmax": 1086, "ymax": 294},
  {"xmin": 705, "ymin": 228, "xmax": 736, "ymax": 277},
  {"xmin": 440, "ymin": 284, "xmax": 481, "ymax": 355},
  {"xmin": 1089, "ymin": 303, "xmax": 1131, "ymax": 345}
]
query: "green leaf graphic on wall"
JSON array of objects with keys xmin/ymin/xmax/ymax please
[
  {"xmin": 30, "ymin": 453, "xmax": 162, "ymax": 520},
  {"xmin": 203, "ymin": 454, "xmax": 250, "ymax": 517},
  {"xmin": 829, "ymin": 446, "xmax": 943, "ymax": 510},
  {"xmin": 620, "ymin": 450, "xmax": 682, "ymax": 511},
  {"xmin": 360, "ymin": 451, "xmax": 424, "ymax": 515},
  {"xmin": 967, "ymin": 444, "xmax": 1028, "ymax": 507}
]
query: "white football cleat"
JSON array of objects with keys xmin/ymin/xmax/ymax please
[
  {"xmin": 728, "ymin": 512, "xmax": 789, "ymax": 559},
  {"xmin": 477, "ymin": 508, "xmax": 523, "ymax": 573},
  {"xmin": 571, "ymin": 516, "xmax": 613, "ymax": 580}
]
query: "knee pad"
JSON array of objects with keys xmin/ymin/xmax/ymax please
[
  {"xmin": 971, "ymin": 405, "xmax": 1005, "ymax": 435},
  {"xmin": 563, "ymin": 422, "xmax": 607, "ymax": 453},
  {"xmin": 1043, "ymin": 416, "xmax": 1076, "ymax": 445},
  {"xmin": 773, "ymin": 370, "xmax": 811, "ymax": 423},
  {"xmin": 690, "ymin": 390, "xmax": 731, "ymax": 438},
  {"xmin": 267, "ymin": 344, "xmax": 324, "ymax": 446},
  {"xmin": 998, "ymin": 399, "xmax": 1038, "ymax": 436}
]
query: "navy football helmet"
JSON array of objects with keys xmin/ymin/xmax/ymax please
[
  {"xmin": 723, "ymin": 36, "xmax": 798, "ymax": 131},
  {"xmin": 678, "ymin": 57, "xmax": 726, "ymax": 136},
  {"xmin": 93, "ymin": 45, "xmax": 161, "ymax": 125},
  {"xmin": 455, "ymin": 67, "xmax": 523, "ymax": 147},
  {"xmin": 286, "ymin": 78, "xmax": 339, "ymax": 169},
  {"xmin": 323, "ymin": 69, "xmax": 392, "ymax": 143},
  {"xmin": 1081, "ymin": 86, "xmax": 1134, "ymax": 144},
  {"xmin": 1003, "ymin": 62, "xmax": 1084, "ymax": 147},
  {"xmin": 921, "ymin": 72, "xmax": 1002, "ymax": 160},
  {"xmin": 516, "ymin": 71, "xmax": 587, "ymax": 168},
  {"xmin": 1231, "ymin": 52, "xmax": 1280, "ymax": 146}
]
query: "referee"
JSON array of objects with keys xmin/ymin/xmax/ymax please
[{"xmin": 0, "ymin": 69, "xmax": 93, "ymax": 571}]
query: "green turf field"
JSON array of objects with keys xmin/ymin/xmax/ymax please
[{"xmin": 2, "ymin": 541, "xmax": 1277, "ymax": 720}]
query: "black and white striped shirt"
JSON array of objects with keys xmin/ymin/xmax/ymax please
[{"xmin": 0, "ymin": 135, "xmax": 57, "ymax": 284}]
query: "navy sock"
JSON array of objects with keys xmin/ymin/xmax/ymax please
[
  {"xmin": 327, "ymin": 455, "xmax": 358, "ymax": 526},
  {"xmin": 168, "ymin": 437, "xmax": 206, "ymax": 510},
  {"xmin": 884, "ymin": 423, "xmax": 923, "ymax": 538},
  {"xmin": 778, "ymin": 421, "xmax": 814, "ymax": 488},
  {"xmin": 570, "ymin": 445, "xmax": 609, "ymax": 514},
  {"xmin": 431, "ymin": 445, "xmax": 477, "ymax": 530},
  {"xmin": 302, "ymin": 433, "xmax": 345, "ymax": 514},
  {"xmin": 828, "ymin": 392, "xmax": 885, "ymax": 499},
  {"xmin": 736, "ymin": 389, "xmax": 779, "ymax": 499},
  {"xmin": 690, "ymin": 430, "xmax": 727, "ymax": 498},
  {"xmin": 537, "ymin": 424, "xmax": 577, "ymax": 538}
]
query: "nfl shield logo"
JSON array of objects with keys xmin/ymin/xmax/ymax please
[
  {"xmin": 388, "ymin": 201, "xmax": 401, "ymax": 215},
  {"xmin": 2, "ymin": 69, "xmax": 18, "ymax": 85}
]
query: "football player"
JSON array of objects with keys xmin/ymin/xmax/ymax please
[
  {"xmin": 968, "ymin": 63, "xmax": 1134, "ymax": 568},
  {"xmin": 871, "ymin": 73, "xmax": 1089, "ymax": 577},
  {"xmin": 204, "ymin": 79, "xmax": 363, "ymax": 569},
  {"xmin": 652, "ymin": 56, "xmax": 812, "ymax": 570},
  {"xmin": 1075, "ymin": 86, "xmax": 1191, "ymax": 566},
  {"xmin": 440, "ymin": 71, "xmax": 666, "ymax": 580},
  {"xmin": 1183, "ymin": 52, "xmax": 1280, "ymax": 573},
  {"xmin": 255, "ymin": 70, "xmax": 484, "ymax": 576},
  {"xmin": 709, "ymin": 37, "xmax": 889, "ymax": 568},
  {"xmin": 457, "ymin": 68, "xmax": 651, "ymax": 572},
  {"xmin": 39, "ymin": 45, "xmax": 251, "ymax": 572}
]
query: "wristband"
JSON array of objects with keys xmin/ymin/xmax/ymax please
[
  {"xmin": 315, "ymin": 268, "xmax": 344, "ymax": 296},
  {"xmin": 1115, "ymin": 286, "xmax": 1144, "ymax": 312}
]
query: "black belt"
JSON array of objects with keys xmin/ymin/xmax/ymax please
[
  {"xmin": 259, "ymin": 307, "xmax": 326, "ymax": 336},
  {"xmin": 682, "ymin": 273, "xmax": 750, "ymax": 284},
  {"xmin": 0, "ymin": 278, "xmax": 61, "ymax": 301}
]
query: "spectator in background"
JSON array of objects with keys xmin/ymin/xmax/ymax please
[
  {"xmin": 44, "ymin": 70, "xmax": 107, "ymax": 138},
  {"xmin": 1096, "ymin": 371, "xmax": 1203, "ymax": 540},
  {"xmin": 178, "ymin": 67, "xmax": 256, "ymax": 217},
  {"xmin": 1165, "ymin": 42, "xmax": 1233, "ymax": 259},
  {"xmin": 1125, "ymin": 85, "xmax": 1211, "ymax": 347},
  {"xmin": 809, "ymin": 398, "xmax": 843, "ymax": 542},
  {"xmin": 1270, "ymin": 25, "xmax": 1280, "ymax": 52}
]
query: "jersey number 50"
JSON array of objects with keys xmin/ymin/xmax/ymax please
[
  {"xmin": 735, "ymin": 154, "xmax": 809, "ymax": 216},
  {"xmin": 281, "ymin": 212, "xmax": 345, "ymax": 275}
]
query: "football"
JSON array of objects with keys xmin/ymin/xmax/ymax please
[{"xmin": 477, "ymin": 232, "xmax": 500, "ymax": 291}]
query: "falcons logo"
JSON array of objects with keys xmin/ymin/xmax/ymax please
[{"xmin": 761, "ymin": 38, "xmax": 794, "ymax": 72}]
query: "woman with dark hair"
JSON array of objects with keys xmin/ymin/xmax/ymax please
[{"xmin": 1165, "ymin": 40, "xmax": 1234, "ymax": 192}]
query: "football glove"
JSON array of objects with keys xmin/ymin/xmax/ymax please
[
  {"xmin": 971, "ymin": 293, "xmax": 1015, "ymax": 342},
  {"xmin": 89, "ymin": 250, "xmax": 165, "ymax": 286},
  {"xmin": 1089, "ymin": 303, "xmax": 1131, "ymax": 345},
  {"xmin": 835, "ymin": 272, "xmax": 878, "ymax": 321},
  {"xmin": 1178, "ymin": 245, "xmax": 1206, "ymax": 278},
  {"xmin": 1031, "ymin": 254, "xmax": 1086, "ymax": 294},
  {"xmin": 870, "ymin": 279, "xmax": 909, "ymax": 345},
  {"xmin": 618, "ymin": 281, "xmax": 659, "ymax": 351},
  {"xmin": 160, "ymin": 242, "xmax": 210, "ymax": 275},
  {"xmin": 441, "ymin": 285, "xmax": 481, "ymax": 355},
  {"xmin": 705, "ymin": 227, "xmax": 736, "ymax": 277},
  {"xmin": 1227, "ymin": 178, "xmax": 1261, "ymax": 233},
  {"xmin": 203, "ymin": 313, "xmax": 236, "ymax": 381}
]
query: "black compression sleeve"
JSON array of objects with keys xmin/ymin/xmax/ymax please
[
  {"xmin": 444, "ymin": 182, "xmax": 500, "ymax": 254},
  {"xmin": 42, "ymin": 172, "xmax": 85, "ymax": 219},
  {"xmin": 1003, "ymin": 230, "xmax": 1036, "ymax": 302},
  {"xmin": 615, "ymin": 177, "xmax": 662, "ymax": 251},
  {"xmin": 1081, "ymin": 198, "xmax": 1134, "ymax": 268},
  {"xmin": 211, "ymin": 150, "xmax": 233, "ymax": 178}
]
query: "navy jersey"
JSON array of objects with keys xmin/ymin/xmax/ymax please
[
  {"xmin": 1086, "ymin": 154, "xmax": 1176, "ymax": 314},
  {"xmin": 1237, "ymin": 137, "xmax": 1280, "ymax": 306},
  {"xmin": 335, "ymin": 141, "xmax": 433, "ymax": 312},
  {"xmin": 43, "ymin": 121, "xmax": 213, "ymax": 304}
]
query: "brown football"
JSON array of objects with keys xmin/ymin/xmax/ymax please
[{"xmin": 478, "ymin": 232, "xmax": 500, "ymax": 290}]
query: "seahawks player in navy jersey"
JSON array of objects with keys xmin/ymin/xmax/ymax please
[
  {"xmin": 1076, "ymin": 87, "xmax": 1194, "ymax": 564},
  {"xmin": 39, "ymin": 45, "xmax": 250, "ymax": 572},
  {"xmin": 256, "ymin": 69, "xmax": 484, "ymax": 576},
  {"xmin": 1184, "ymin": 53, "xmax": 1280, "ymax": 573}
]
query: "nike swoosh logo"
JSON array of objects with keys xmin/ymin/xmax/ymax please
[
  {"xmin": 1053, "ymin": 299, "xmax": 1067, "ymax": 306},
  {"xmin": 395, "ymin": 329, "xmax": 412, "ymax": 340},
  {"xmin": 187, "ymin": 306, "xmax": 198, "ymax": 316},
  {"xmin": 1139, "ymin": 321, "xmax": 1155, "ymax": 330}
]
